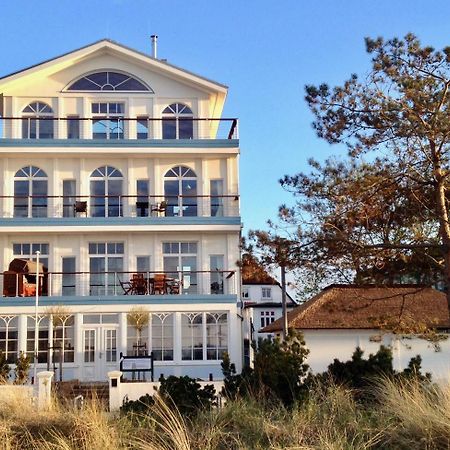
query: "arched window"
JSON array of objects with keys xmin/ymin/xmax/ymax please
[
  {"xmin": 22, "ymin": 102, "xmax": 54, "ymax": 139},
  {"xmin": 162, "ymin": 103, "xmax": 193, "ymax": 139},
  {"xmin": 14, "ymin": 166, "xmax": 48, "ymax": 217},
  {"xmin": 67, "ymin": 71, "xmax": 152, "ymax": 92},
  {"xmin": 164, "ymin": 166, "xmax": 197, "ymax": 216},
  {"xmin": 90, "ymin": 166, "xmax": 123, "ymax": 217}
]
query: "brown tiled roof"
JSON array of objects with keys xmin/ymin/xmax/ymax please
[{"xmin": 261, "ymin": 284, "xmax": 450, "ymax": 332}]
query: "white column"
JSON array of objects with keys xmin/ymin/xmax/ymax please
[
  {"xmin": 228, "ymin": 306, "xmax": 242, "ymax": 373},
  {"xmin": 173, "ymin": 312, "xmax": 181, "ymax": 362},
  {"xmin": 18, "ymin": 314, "xmax": 28, "ymax": 355},
  {"xmin": 74, "ymin": 313, "xmax": 83, "ymax": 380}
]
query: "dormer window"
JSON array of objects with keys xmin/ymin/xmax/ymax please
[
  {"xmin": 22, "ymin": 102, "xmax": 54, "ymax": 139},
  {"xmin": 67, "ymin": 71, "xmax": 152, "ymax": 92},
  {"xmin": 162, "ymin": 103, "xmax": 193, "ymax": 139}
]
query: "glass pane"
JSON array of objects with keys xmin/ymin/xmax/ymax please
[
  {"xmin": 181, "ymin": 180, "xmax": 197, "ymax": 216},
  {"xmin": 90, "ymin": 180, "xmax": 105, "ymax": 217},
  {"xmin": 137, "ymin": 119, "xmax": 149, "ymax": 139},
  {"xmin": 89, "ymin": 257, "xmax": 105, "ymax": 295},
  {"xmin": 108, "ymin": 180, "xmax": 122, "ymax": 217},
  {"xmin": 164, "ymin": 180, "xmax": 179, "ymax": 217},
  {"xmin": 93, "ymin": 119, "xmax": 107, "ymax": 139},
  {"xmin": 210, "ymin": 180, "xmax": 224, "ymax": 217},
  {"xmin": 83, "ymin": 314, "xmax": 101, "ymax": 324},
  {"xmin": 63, "ymin": 180, "xmax": 76, "ymax": 218},
  {"xmin": 136, "ymin": 180, "xmax": 149, "ymax": 216},
  {"xmin": 84, "ymin": 329, "xmax": 95, "ymax": 363},
  {"xmin": 137, "ymin": 256, "xmax": 150, "ymax": 272},
  {"xmin": 39, "ymin": 118, "xmax": 53, "ymax": 139},
  {"xmin": 210, "ymin": 255, "xmax": 224, "ymax": 294},
  {"xmin": 62, "ymin": 257, "xmax": 76, "ymax": 296},
  {"xmin": 162, "ymin": 119, "xmax": 176, "ymax": 139},
  {"xmin": 32, "ymin": 180, "xmax": 48, "ymax": 218},
  {"xmin": 109, "ymin": 118, "xmax": 124, "ymax": 139},
  {"xmin": 67, "ymin": 117, "xmax": 80, "ymax": 139},
  {"xmin": 181, "ymin": 256, "xmax": 197, "ymax": 294},
  {"xmin": 179, "ymin": 118, "xmax": 193, "ymax": 139},
  {"xmin": 14, "ymin": 180, "xmax": 29, "ymax": 217}
]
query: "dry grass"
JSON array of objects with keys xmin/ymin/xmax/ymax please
[{"xmin": 0, "ymin": 379, "xmax": 450, "ymax": 449}]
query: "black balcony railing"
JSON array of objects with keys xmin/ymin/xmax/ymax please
[
  {"xmin": 0, "ymin": 194, "xmax": 240, "ymax": 218},
  {"xmin": 0, "ymin": 117, "xmax": 239, "ymax": 140},
  {"xmin": 1, "ymin": 270, "xmax": 237, "ymax": 297}
]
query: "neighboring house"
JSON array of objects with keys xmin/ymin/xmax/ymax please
[
  {"xmin": 262, "ymin": 285, "xmax": 450, "ymax": 383},
  {"xmin": 0, "ymin": 39, "xmax": 242, "ymax": 382},
  {"xmin": 241, "ymin": 254, "xmax": 296, "ymax": 364}
]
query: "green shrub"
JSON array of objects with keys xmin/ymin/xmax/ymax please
[
  {"xmin": 0, "ymin": 350, "xmax": 10, "ymax": 383},
  {"xmin": 14, "ymin": 352, "xmax": 30, "ymax": 385},
  {"xmin": 159, "ymin": 375, "xmax": 217, "ymax": 416},
  {"xmin": 121, "ymin": 393, "xmax": 154, "ymax": 415},
  {"xmin": 222, "ymin": 330, "xmax": 310, "ymax": 407},
  {"xmin": 309, "ymin": 346, "xmax": 432, "ymax": 402},
  {"xmin": 120, "ymin": 375, "xmax": 216, "ymax": 417}
]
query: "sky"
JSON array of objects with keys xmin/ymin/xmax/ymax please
[{"xmin": 1, "ymin": 0, "xmax": 450, "ymax": 233}]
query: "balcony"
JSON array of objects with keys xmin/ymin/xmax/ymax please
[
  {"xmin": 0, "ymin": 117, "xmax": 239, "ymax": 143},
  {"xmin": 0, "ymin": 270, "xmax": 238, "ymax": 304},
  {"xmin": 0, "ymin": 194, "xmax": 240, "ymax": 220}
]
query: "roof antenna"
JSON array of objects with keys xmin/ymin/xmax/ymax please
[{"xmin": 150, "ymin": 35, "xmax": 158, "ymax": 59}]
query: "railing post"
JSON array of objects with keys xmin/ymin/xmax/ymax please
[{"xmin": 114, "ymin": 272, "xmax": 117, "ymax": 296}]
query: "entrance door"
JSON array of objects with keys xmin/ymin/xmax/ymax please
[{"xmin": 83, "ymin": 327, "xmax": 118, "ymax": 381}]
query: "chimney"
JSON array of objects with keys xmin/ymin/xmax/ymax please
[{"xmin": 150, "ymin": 35, "xmax": 158, "ymax": 59}]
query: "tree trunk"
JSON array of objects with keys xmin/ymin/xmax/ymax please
[{"xmin": 432, "ymin": 142, "xmax": 450, "ymax": 318}]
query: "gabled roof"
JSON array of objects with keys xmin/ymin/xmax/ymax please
[
  {"xmin": 0, "ymin": 39, "xmax": 228, "ymax": 94},
  {"xmin": 261, "ymin": 284, "xmax": 450, "ymax": 332}
]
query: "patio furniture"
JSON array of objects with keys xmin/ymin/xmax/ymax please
[
  {"xmin": 131, "ymin": 273, "xmax": 147, "ymax": 295},
  {"xmin": 119, "ymin": 278, "xmax": 133, "ymax": 295},
  {"xmin": 153, "ymin": 273, "xmax": 167, "ymax": 294},
  {"xmin": 3, "ymin": 271, "xmax": 23, "ymax": 297},
  {"xmin": 5, "ymin": 259, "xmax": 47, "ymax": 297},
  {"xmin": 136, "ymin": 201, "xmax": 149, "ymax": 217},
  {"xmin": 74, "ymin": 201, "xmax": 87, "ymax": 217},
  {"xmin": 151, "ymin": 201, "xmax": 167, "ymax": 217},
  {"xmin": 167, "ymin": 279, "xmax": 181, "ymax": 294}
]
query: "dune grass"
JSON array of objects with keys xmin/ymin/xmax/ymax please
[{"xmin": 0, "ymin": 379, "xmax": 449, "ymax": 449}]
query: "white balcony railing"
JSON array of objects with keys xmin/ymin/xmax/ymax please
[
  {"xmin": 1, "ymin": 270, "xmax": 237, "ymax": 298},
  {"xmin": 0, "ymin": 195, "xmax": 240, "ymax": 219}
]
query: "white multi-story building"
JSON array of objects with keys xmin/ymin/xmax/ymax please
[{"xmin": 0, "ymin": 39, "xmax": 242, "ymax": 382}]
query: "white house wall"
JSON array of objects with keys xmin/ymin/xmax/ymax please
[{"xmin": 303, "ymin": 329, "xmax": 450, "ymax": 384}]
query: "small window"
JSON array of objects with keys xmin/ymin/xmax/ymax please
[
  {"xmin": 242, "ymin": 287, "xmax": 249, "ymax": 299},
  {"xmin": 262, "ymin": 287, "xmax": 272, "ymax": 299},
  {"xmin": 260, "ymin": 311, "xmax": 275, "ymax": 328}
]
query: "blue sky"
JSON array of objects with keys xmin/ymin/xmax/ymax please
[{"xmin": 1, "ymin": 0, "xmax": 450, "ymax": 232}]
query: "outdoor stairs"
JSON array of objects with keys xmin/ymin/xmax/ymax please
[{"xmin": 56, "ymin": 380, "xmax": 109, "ymax": 406}]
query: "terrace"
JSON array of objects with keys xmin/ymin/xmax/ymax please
[
  {"xmin": 0, "ymin": 194, "xmax": 240, "ymax": 220},
  {"xmin": 0, "ymin": 117, "xmax": 238, "ymax": 143},
  {"xmin": 1, "ymin": 269, "xmax": 238, "ymax": 301}
]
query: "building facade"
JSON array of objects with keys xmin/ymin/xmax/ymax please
[{"xmin": 0, "ymin": 39, "xmax": 242, "ymax": 382}]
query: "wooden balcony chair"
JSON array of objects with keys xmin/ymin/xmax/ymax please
[
  {"xmin": 131, "ymin": 273, "xmax": 147, "ymax": 295},
  {"xmin": 73, "ymin": 201, "xmax": 88, "ymax": 217},
  {"xmin": 168, "ymin": 279, "xmax": 181, "ymax": 295},
  {"xmin": 153, "ymin": 273, "xmax": 167, "ymax": 294},
  {"xmin": 118, "ymin": 278, "xmax": 132, "ymax": 295},
  {"xmin": 151, "ymin": 201, "xmax": 167, "ymax": 217}
]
